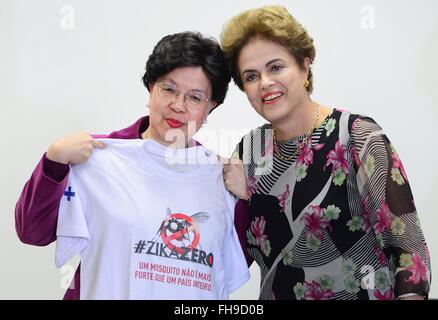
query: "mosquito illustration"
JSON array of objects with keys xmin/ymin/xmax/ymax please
[{"xmin": 153, "ymin": 207, "xmax": 209, "ymax": 252}]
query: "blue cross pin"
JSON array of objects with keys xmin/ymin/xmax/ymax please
[{"xmin": 64, "ymin": 186, "xmax": 75, "ymax": 201}]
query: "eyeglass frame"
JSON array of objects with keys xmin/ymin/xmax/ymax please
[{"xmin": 154, "ymin": 82, "xmax": 212, "ymax": 108}]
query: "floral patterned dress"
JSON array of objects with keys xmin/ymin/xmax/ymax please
[{"xmin": 238, "ymin": 109, "xmax": 431, "ymax": 300}]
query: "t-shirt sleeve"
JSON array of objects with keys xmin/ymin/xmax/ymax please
[
  {"xmin": 55, "ymin": 168, "xmax": 90, "ymax": 268},
  {"xmin": 222, "ymin": 190, "xmax": 250, "ymax": 293}
]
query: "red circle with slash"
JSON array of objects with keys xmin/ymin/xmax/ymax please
[{"xmin": 160, "ymin": 213, "xmax": 200, "ymax": 254}]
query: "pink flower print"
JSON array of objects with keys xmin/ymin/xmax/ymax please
[
  {"xmin": 277, "ymin": 184, "xmax": 290, "ymax": 212},
  {"xmin": 374, "ymin": 287, "xmax": 394, "ymax": 300},
  {"xmin": 302, "ymin": 206, "xmax": 332, "ymax": 241},
  {"xmin": 361, "ymin": 196, "xmax": 372, "ymax": 234},
  {"xmin": 250, "ymin": 216, "xmax": 268, "ymax": 248},
  {"xmin": 247, "ymin": 176, "xmax": 258, "ymax": 198},
  {"xmin": 305, "ymin": 281, "xmax": 334, "ymax": 300},
  {"xmin": 350, "ymin": 144, "xmax": 361, "ymax": 168},
  {"xmin": 324, "ymin": 140, "xmax": 350, "ymax": 174},
  {"xmin": 362, "ymin": 219, "xmax": 372, "ymax": 234},
  {"xmin": 373, "ymin": 246, "xmax": 387, "ymax": 266},
  {"xmin": 296, "ymin": 139, "xmax": 324, "ymax": 167},
  {"xmin": 406, "ymin": 252, "xmax": 428, "ymax": 285},
  {"xmin": 391, "ymin": 152, "xmax": 408, "ymax": 181},
  {"xmin": 374, "ymin": 201, "xmax": 391, "ymax": 234},
  {"xmin": 262, "ymin": 140, "xmax": 274, "ymax": 157},
  {"xmin": 351, "ymin": 117, "xmax": 359, "ymax": 130}
]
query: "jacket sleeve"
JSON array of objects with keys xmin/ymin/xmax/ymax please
[
  {"xmin": 350, "ymin": 116, "xmax": 431, "ymax": 299},
  {"xmin": 15, "ymin": 153, "xmax": 70, "ymax": 246},
  {"xmin": 232, "ymin": 139, "xmax": 254, "ymax": 267},
  {"xmin": 234, "ymin": 199, "xmax": 253, "ymax": 266}
]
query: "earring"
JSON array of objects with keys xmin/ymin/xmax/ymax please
[
  {"xmin": 146, "ymin": 103, "xmax": 150, "ymax": 108},
  {"xmin": 304, "ymin": 80, "xmax": 310, "ymax": 88},
  {"xmin": 203, "ymin": 119, "xmax": 207, "ymax": 125}
]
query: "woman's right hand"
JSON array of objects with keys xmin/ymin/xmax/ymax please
[{"xmin": 46, "ymin": 132, "xmax": 106, "ymax": 165}]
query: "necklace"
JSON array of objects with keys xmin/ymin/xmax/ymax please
[{"xmin": 273, "ymin": 103, "xmax": 321, "ymax": 161}]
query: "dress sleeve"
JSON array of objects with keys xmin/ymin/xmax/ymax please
[{"xmin": 350, "ymin": 116, "xmax": 431, "ymax": 298}]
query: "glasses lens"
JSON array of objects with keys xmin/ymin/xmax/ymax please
[
  {"xmin": 185, "ymin": 93, "xmax": 204, "ymax": 108},
  {"xmin": 159, "ymin": 83, "xmax": 178, "ymax": 100}
]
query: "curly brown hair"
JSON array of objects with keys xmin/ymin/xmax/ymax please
[{"xmin": 221, "ymin": 5, "xmax": 316, "ymax": 93}]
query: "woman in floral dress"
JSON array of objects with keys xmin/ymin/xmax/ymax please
[{"xmin": 221, "ymin": 5, "xmax": 431, "ymax": 300}]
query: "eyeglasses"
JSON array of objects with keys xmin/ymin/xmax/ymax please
[{"xmin": 155, "ymin": 82, "xmax": 211, "ymax": 110}]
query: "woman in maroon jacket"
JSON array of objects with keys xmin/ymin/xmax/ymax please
[{"xmin": 15, "ymin": 31, "xmax": 250, "ymax": 299}]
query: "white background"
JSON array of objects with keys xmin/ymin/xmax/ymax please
[{"xmin": 1, "ymin": 0, "xmax": 437, "ymax": 299}]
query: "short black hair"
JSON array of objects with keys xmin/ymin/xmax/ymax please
[{"xmin": 142, "ymin": 31, "xmax": 231, "ymax": 108}]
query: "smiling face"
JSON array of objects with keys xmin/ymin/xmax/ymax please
[
  {"xmin": 237, "ymin": 37, "xmax": 310, "ymax": 127},
  {"xmin": 146, "ymin": 66, "xmax": 216, "ymax": 147}
]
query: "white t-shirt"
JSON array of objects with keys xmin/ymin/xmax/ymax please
[{"xmin": 55, "ymin": 139, "xmax": 249, "ymax": 300}]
